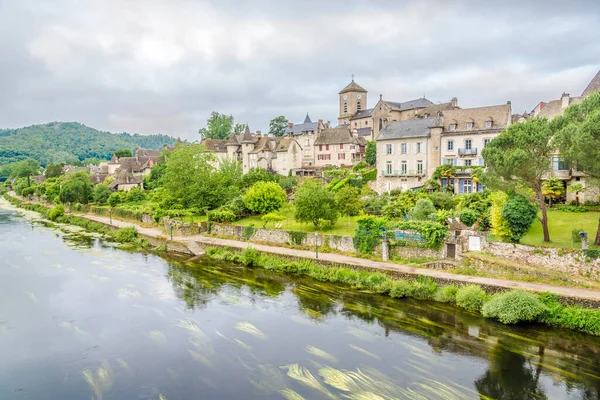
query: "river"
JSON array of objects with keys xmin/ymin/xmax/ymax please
[{"xmin": 0, "ymin": 206, "xmax": 599, "ymax": 399}]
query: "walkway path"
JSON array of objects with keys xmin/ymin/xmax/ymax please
[{"xmin": 80, "ymin": 213, "xmax": 600, "ymax": 303}]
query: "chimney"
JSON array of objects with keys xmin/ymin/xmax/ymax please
[
  {"xmin": 379, "ymin": 94, "xmax": 383, "ymax": 101},
  {"xmin": 507, "ymin": 101, "xmax": 511, "ymax": 105},
  {"xmin": 451, "ymin": 97, "xmax": 458, "ymax": 108},
  {"xmin": 561, "ymin": 92, "xmax": 570, "ymax": 109},
  {"xmin": 287, "ymin": 122, "xmax": 293, "ymax": 128},
  {"xmin": 318, "ymin": 119, "xmax": 323, "ymax": 124}
]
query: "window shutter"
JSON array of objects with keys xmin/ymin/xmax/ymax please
[{"xmin": 459, "ymin": 179, "xmax": 464, "ymax": 194}]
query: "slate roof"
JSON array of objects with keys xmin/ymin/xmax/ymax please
[
  {"xmin": 537, "ymin": 96, "xmax": 584, "ymax": 120},
  {"xmin": 385, "ymin": 98, "xmax": 433, "ymax": 111},
  {"xmin": 314, "ymin": 127, "xmax": 366, "ymax": 146},
  {"xmin": 136, "ymin": 149, "xmax": 161, "ymax": 158},
  {"xmin": 441, "ymin": 104, "xmax": 511, "ymax": 132},
  {"xmin": 376, "ymin": 117, "xmax": 440, "ymax": 141},
  {"xmin": 416, "ymin": 101, "xmax": 459, "ymax": 117},
  {"xmin": 285, "ymin": 115, "xmax": 320, "ymax": 135},
  {"xmin": 356, "ymin": 127, "xmax": 372, "ymax": 137},
  {"xmin": 582, "ymin": 69, "xmax": 600, "ymax": 97},
  {"xmin": 241, "ymin": 125, "xmax": 257, "ymax": 143},
  {"xmin": 109, "ymin": 169, "xmax": 142, "ymax": 189},
  {"xmin": 339, "ymin": 80, "xmax": 367, "ymax": 94},
  {"xmin": 303, "ymin": 114, "xmax": 312, "ymax": 123},
  {"xmin": 274, "ymin": 137, "xmax": 300, "ymax": 152},
  {"xmin": 202, "ymin": 139, "xmax": 228, "ymax": 152},
  {"xmin": 350, "ymin": 108, "xmax": 374, "ymax": 120}
]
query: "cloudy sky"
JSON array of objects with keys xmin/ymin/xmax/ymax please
[{"xmin": 1, "ymin": 0, "xmax": 599, "ymax": 140}]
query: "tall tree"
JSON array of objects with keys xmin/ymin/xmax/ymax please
[
  {"xmin": 233, "ymin": 123, "xmax": 246, "ymax": 136},
  {"xmin": 45, "ymin": 163, "xmax": 64, "ymax": 178},
  {"xmin": 482, "ymin": 118, "xmax": 555, "ymax": 242},
  {"xmin": 198, "ymin": 112, "xmax": 234, "ymax": 140},
  {"xmin": 294, "ymin": 179, "xmax": 338, "ymax": 230},
  {"xmin": 365, "ymin": 141, "xmax": 376, "ymax": 166},
  {"xmin": 269, "ymin": 116, "xmax": 289, "ymax": 137},
  {"xmin": 553, "ymin": 91, "xmax": 600, "ymax": 243},
  {"xmin": 9, "ymin": 158, "xmax": 41, "ymax": 179},
  {"xmin": 113, "ymin": 149, "xmax": 132, "ymax": 158}
]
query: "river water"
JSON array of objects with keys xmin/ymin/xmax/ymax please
[{"xmin": 1, "ymin": 207, "xmax": 600, "ymax": 399}]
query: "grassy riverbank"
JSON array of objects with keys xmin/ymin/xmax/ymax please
[{"xmin": 205, "ymin": 246, "xmax": 600, "ymax": 336}]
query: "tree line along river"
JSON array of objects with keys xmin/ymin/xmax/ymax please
[{"xmin": 0, "ymin": 205, "xmax": 599, "ymax": 399}]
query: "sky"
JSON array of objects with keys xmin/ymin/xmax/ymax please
[{"xmin": 1, "ymin": 0, "xmax": 599, "ymax": 140}]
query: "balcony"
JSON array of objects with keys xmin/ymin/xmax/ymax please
[
  {"xmin": 382, "ymin": 170, "xmax": 426, "ymax": 177},
  {"xmin": 458, "ymin": 148, "xmax": 478, "ymax": 156}
]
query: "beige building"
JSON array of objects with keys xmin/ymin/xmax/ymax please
[
  {"xmin": 313, "ymin": 127, "xmax": 366, "ymax": 168},
  {"xmin": 375, "ymin": 117, "xmax": 443, "ymax": 193},
  {"xmin": 285, "ymin": 114, "xmax": 328, "ymax": 168}
]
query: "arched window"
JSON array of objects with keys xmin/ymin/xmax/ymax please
[
  {"xmin": 343, "ymin": 102, "xmax": 348, "ymax": 113},
  {"xmin": 378, "ymin": 118, "xmax": 383, "ymax": 130},
  {"xmin": 357, "ymin": 101, "xmax": 362, "ymax": 111}
]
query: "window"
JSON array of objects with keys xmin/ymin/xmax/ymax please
[
  {"xmin": 464, "ymin": 159, "xmax": 472, "ymax": 166},
  {"xmin": 417, "ymin": 160, "xmax": 423, "ymax": 174},
  {"xmin": 443, "ymin": 158, "xmax": 454, "ymax": 165},
  {"xmin": 465, "ymin": 139, "xmax": 472, "ymax": 150},
  {"xmin": 337, "ymin": 153, "xmax": 346, "ymax": 160},
  {"xmin": 462, "ymin": 179, "xmax": 472, "ymax": 194},
  {"xmin": 305, "ymin": 139, "xmax": 310, "ymax": 146},
  {"xmin": 401, "ymin": 143, "xmax": 407, "ymax": 154},
  {"xmin": 365, "ymin": 120, "xmax": 368, "ymax": 125},
  {"xmin": 354, "ymin": 122, "xmax": 357, "ymax": 127},
  {"xmin": 326, "ymin": 145, "xmax": 329, "ymax": 151},
  {"xmin": 417, "ymin": 142, "xmax": 423, "ymax": 153},
  {"xmin": 386, "ymin": 161, "xmax": 392, "ymax": 175},
  {"xmin": 447, "ymin": 140, "xmax": 454, "ymax": 151},
  {"xmin": 386, "ymin": 144, "xmax": 392, "ymax": 155},
  {"xmin": 343, "ymin": 102, "xmax": 348, "ymax": 113},
  {"xmin": 479, "ymin": 158, "xmax": 485, "ymax": 166},
  {"xmin": 319, "ymin": 145, "xmax": 323, "ymax": 151},
  {"xmin": 340, "ymin": 143, "xmax": 344, "ymax": 150},
  {"xmin": 379, "ymin": 119, "xmax": 383, "ymax": 130},
  {"xmin": 466, "ymin": 122, "xmax": 473, "ymax": 129},
  {"xmin": 483, "ymin": 138, "xmax": 490, "ymax": 147},
  {"xmin": 357, "ymin": 101, "xmax": 362, "ymax": 111},
  {"xmin": 449, "ymin": 123, "xmax": 457, "ymax": 130},
  {"xmin": 401, "ymin": 161, "xmax": 407, "ymax": 175},
  {"xmin": 485, "ymin": 120, "xmax": 492, "ymax": 128},
  {"xmin": 552, "ymin": 157, "xmax": 569, "ymax": 171}
]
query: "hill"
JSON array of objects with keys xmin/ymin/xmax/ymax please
[{"xmin": 0, "ymin": 122, "xmax": 177, "ymax": 166}]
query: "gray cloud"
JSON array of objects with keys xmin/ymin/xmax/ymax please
[{"xmin": 0, "ymin": 0, "xmax": 599, "ymax": 140}]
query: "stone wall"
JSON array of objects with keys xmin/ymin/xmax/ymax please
[
  {"xmin": 391, "ymin": 245, "xmax": 442, "ymax": 260},
  {"xmin": 161, "ymin": 218, "xmax": 205, "ymax": 236}
]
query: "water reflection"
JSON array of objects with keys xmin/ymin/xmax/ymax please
[{"xmin": 1, "ymin": 206, "xmax": 600, "ymax": 399}]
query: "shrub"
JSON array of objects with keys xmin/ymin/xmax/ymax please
[
  {"xmin": 538, "ymin": 293, "xmax": 600, "ymax": 336},
  {"xmin": 289, "ymin": 231, "xmax": 307, "ymax": 246},
  {"xmin": 126, "ymin": 187, "xmax": 147, "ymax": 203},
  {"xmin": 239, "ymin": 247, "xmax": 261, "ymax": 266},
  {"xmin": 502, "ymin": 194, "xmax": 538, "ymax": 243},
  {"xmin": 389, "ymin": 280, "xmax": 415, "ymax": 298},
  {"xmin": 353, "ymin": 215, "xmax": 387, "ymax": 254},
  {"xmin": 108, "ymin": 192, "xmax": 126, "ymax": 207},
  {"xmin": 110, "ymin": 226, "xmax": 138, "ymax": 243},
  {"xmin": 207, "ymin": 209, "xmax": 237, "ymax": 223},
  {"xmin": 489, "ymin": 191, "xmax": 511, "ymax": 240},
  {"xmin": 92, "ymin": 184, "xmax": 111, "ymax": 204},
  {"xmin": 48, "ymin": 205, "xmax": 65, "ymax": 221},
  {"xmin": 433, "ymin": 209, "xmax": 453, "ymax": 225},
  {"xmin": 243, "ymin": 181, "xmax": 287, "ymax": 214},
  {"xmin": 361, "ymin": 168, "xmax": 377, "ymax": 182},
  {"xmin": 412, "ymin": 276, "xmax": 438, "ymax": 300},
  {"xmin": 572, "ymin": 228, "xmax": 584, "ymax": 243},
  {"xmin": 278, "ymin": 176, "xmax": 298, "ymax": 193},
  {"xmin": 428, "ymin": 192, "xmax": 454, "ymax": 210},
  {"xmin": 556, "ymin": 205, "xmax": 587, "ymax": 213},
  {"xmin": 261, "ymin": 212, "xmax": 285, "ymax": 228},
  {"xmin": 242, "ymin": 225, "xmax": 256, "ymax": 240},
  {"xmin": 458, "ymin": 208, "xmax": 477, "ymax": 227},
  {"xmin": 434, "ymin": 285, "xmax": 459, "ymax": 303},
  {"xmin": 408, "ymin": 199, "xmax": 436, "ymax": 220},
  {"xmin": 455, "ymin": 285, "xmax": 487, "ymax": 312},
  {"xmin": 388, "ymin": 220, "xmax": 448, "ymax": 249},
  {"xmin": 352, "ymin": 160, "xmax": 369, "ymax": 171},
  {"xmin": 481, "ymin": 290, "xmax": 547, "ymax": 324}
]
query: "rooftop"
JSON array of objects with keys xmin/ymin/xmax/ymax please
[{"xmin": 376, "ymin": 117, "xmax": 440, "ymax": 141}]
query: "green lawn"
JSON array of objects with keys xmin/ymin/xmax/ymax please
[{"xmin": 518, "ymin": 210, "xmax": 600, "ymax": 248}]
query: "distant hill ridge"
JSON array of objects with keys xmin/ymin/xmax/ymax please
[{"xmin": 0, "ymin": 121, "xmax": 177, "ymax": 166}]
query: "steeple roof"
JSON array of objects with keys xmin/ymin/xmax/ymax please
[
  {"xmin": 339, "ymin": 79, "xmax": 367, "ymax": 94},
  {"xmin": 241, "ymin": 124, "xmax": 256, "ymax": 143},
  {"xmin": 582, "ymin": 69, "xmax": 600, "ymax": 97},
  {"xmin": 303, "ymin": 114, "xmax": 312, "ymax": 124}
]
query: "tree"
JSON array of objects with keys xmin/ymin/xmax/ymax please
[
  {"xmin": 554, "ymin": 91, "xmax": 600, "ymax": 243},
  {"xmin": 335, "ymin": 185, "xmax": 363, "ymax": 217},
  {"xmin": 541, "ymin": 177, "xmax": 564, "ymax": 207},
  {"xmin": 502, "ymin": 194, "xmax": 538, "ymax": 243},
  {"xmin": 243, "ymin": 181, "xmax": 287, "ymax": 214},
  {"xmin": 92, "ymin": 184, "xmax": 111, "ymax": 204},
  {"xmin": 408, "ymin": 199, "xmax": 437, "ymax": 220},
  {"xmin": 113, "ymin": 149, "xmax": 132, "ymax": 158},
  {"xmin": 294, "ymin": 179, "xmax": 338, "ymax": 230},
  {"xmin": 233, "ymin": 123, "xmax": 245, "ymax": 135},
  {"xmin": 482, "ymin": 118, "xmax": 554, "ymax": 242},
  {"xmin": 60, "ymin": 178, "xmax": 92, "ymax": 204},
  {"xmin": 9, "ymin": 158, "xmax": 41, "ymax": 179},
  {"xmin": 489, "ymin": 191, "xmax": 511, "ymax": 240},
  {"xmin": 198, "ymin": 112, "xmax": 234, "ymax": 140},
  {"xmin": 240, "ymin": 167, "xmax": 278, "ymax": 189},
  {"xmin": 269, "ymin": 116, "xmax": 288, "ymax": 137},
  {"xmin": 143, "ymin": 163, "xmax": 166, "ymax": 191},
  {"xmin": 567, "ymin": 183, "xmax": 586, "ymax": 206},
  {"xmin": 45, "ymin": 163, "xmax": 64, "ymax": 178},
  {"xmin": 261, "ymin": 212, "xmax": 284, "ymax": 228},
  {"xmin": 365, "ymin": 141, "xmax": 376, "ymax": 166}
]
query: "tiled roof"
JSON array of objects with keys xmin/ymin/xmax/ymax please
[
  {"xmin": 416, "ymin": 101, "xmax": 458, "ymax": 117},
  {"xmin": 441, "ymin": 104, "xmax": 511, "ymax": 132},
  {"xmin": 350, "ymin": 108, "xmax": 373, "ymax": 120},
  {"xmin": 376, "ymin": 117, "xmax": 440, "ymax": 141},
  {"xmin": 109, "ymin": 169, "xmax": 142, "ymax": 189},
  {"xmin": 249, "ymin": 136, "xmax": 271, "ymax": 154},
  {"xmin": 537, "ymin": 97, "xmax": 584, "ymax": 120},
  {"xmin": 136, "ymin": 149, "xmax": 161, "ymax": 158},
  {"xmin": 582, "ymin": 69, "xmax": 600, "ymax": 97},
  {"xmin": 315, "ymin": 127, "xmax": 364, "ymax": 145},
  {"xmin": 274, "ymin": 137, "xmax": 298, "ymax": 152},
  {"xmin": 385, "ymin": 98, "xmax": 433, "ymax": 112},
  {"xmin": 339, "ymin": 80, "xmax": 367, "ymax": 94},
  {"xmin": 202, "ymin": 139, "xmax": 228, "ymax": 152}
]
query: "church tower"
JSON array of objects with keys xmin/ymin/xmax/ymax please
[{"xmin": 338, "ymin": 77, "xmax": 368, "ymax": 125}]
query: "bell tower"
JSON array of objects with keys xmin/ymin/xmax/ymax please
[{"xmin": 338, "ymin": 75, "xmax": 368, "ymax": 125}]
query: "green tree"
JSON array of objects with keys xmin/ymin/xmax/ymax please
[
  {"xmin": 44, "ymin": 163, "xmax": 64, "ymax": 178},
  {"xmin": 269, "ymin": 116, "xmax": 289, "ymax": 137},
  {"xmin": 567, "ymin": 183, "xmax": 586, "ymax": 206},
  {"xmin": 554, "ymin": 91, "xmax": 600, "ymax": 243},
  {"xmin": 541, "ymin": 177, "xmax": 564, "ymax": 208},
  {"xmin": 113, "ymin": 149, "xmax": 132, "ymax": 158},
  {"xmin": 502, "ymin": 194, "xmax": 538, "ymax": 243},
  {"xmin": 60, "ymin": 179, "xmax": 91, "ymax": 204},
  {"xmin": 408, "ymin": 199, "xmax": 436, "ymax": 220},
  {"xmin": 240, "ymin": 167, "xmax": 278, "ymax": 189},
  {"xmin": 243, "ymin": 181, "xmax": 287, "ymax": 214},
  {"xmin": 143, "ymin": 163, "xmax": 166, "ymax": 191},
  {"xmin": 294, "ymin": 179, "xmax": 338, "ymax": 230},
  {"xmin": 365, "ymin": 141, "xmax": 376, "ymax": 166},
  {"xmin": 92, "ymin": 184, "xmax": 111, "ymax": 204},
  {"xmin": 198, "ymin": 112, "xmax": 234, "ymax": 140},
  {"xmin": 335, "ymin": 185, "xmax": 363, "ymax": 217},
  {"xmin": 9, "ymin": 158, "xmax": 41, "ymax": 179},
  {"xmin": 482, "ymin": 118, "xmax": 554, "ymax": 242},
  {"xmin": 489, "ymin": 191, "xmax": 511, "ymax": 240},
  {"xmin": 233, "ymin": 123, "xmax": 245, "ymax": 135},
  {"xmin": 261, "ymin": 212, "xmax": 285, "ymax": 228}
]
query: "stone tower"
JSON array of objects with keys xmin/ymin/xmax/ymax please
[{"xmin": 338, "ymin": 78, "xmax": 368, "ymax": 125}]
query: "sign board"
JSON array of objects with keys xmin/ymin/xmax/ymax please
[{"xmin": 468, "ymin": 236, "xmax": 481, "ymax": 252}]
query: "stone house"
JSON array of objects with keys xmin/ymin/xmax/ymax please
[
  {"xmin": 285, "ymin": 114, "xmax": 329, "ymax": 168},
  {"xmin": 201, "ymin": 139, "xmax": 229, "ymax": 165},
  {"xmin": 439, "ymin": 103, "xmax": 512, "ymax": 193},
  {"xmin": 108, "ymin": 169, "xmax": 143, "ymax": 192},
  {"xmin": 313, "ymin": 127, "xmax": 366, "ymax": 168},
  {"xmin": 375, "ymin": 117, "xmax": 443, "ymax": 193}
]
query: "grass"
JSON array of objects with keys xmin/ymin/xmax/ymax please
[{"xmin": 494, "ymin": 210, "xmax": 600, "ymax": 249}]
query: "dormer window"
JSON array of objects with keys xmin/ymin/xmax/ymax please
[
  {"xmin": 466, "ymin": 122, "xmax": 473, "ymax": 129},
  {"xmin": 449, "ymin": 123, "xmax": 457, "ymax": 131},
  {"xmin": 485, "ymin": 120, "xmax": 493, "ymax": 128}
]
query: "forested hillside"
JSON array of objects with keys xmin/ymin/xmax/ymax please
[{"xmin": 0, "ymin": 122, "xmax": 177, "ymax": 166}]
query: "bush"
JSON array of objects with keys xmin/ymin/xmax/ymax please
[
  {"xmin": 239, "ymin": 247, "xmax": 261, "ymax": 266},
  {"xmin": 428, "ymin": 192, "xmax": 454, "ymax": 210},
  {"xmin": 556, "ymin": 205, "xmax": 588, "ymax": 213},
  {"xmin": 278, "ymin": 176, "xmax": 298, "ymax": 193},
  {"xmin": 261, "ymin": 212, "xmax": 284, "ymax": 228},
  {"xmin": 92, "ymin": 184, "xmax": 111, "ymax": 204},
  {"xmin": 538, "ymin": 293, "xmax": 600, "ymax": 336},
  {"xmin": 408, "ymin": 199, "xmax": 436, "ymax": 220},
  {"xmin": 489, "ymin": 191, "xmax": 511, "ymax": 240},
  {"xmin": 388, "ymin": 220, "xmax": 449, "ymax": 249},
  {"xmin": 412, "ymin": 276, "xmax": 438, "ymax": 300},
  {"xmin": 434, "ymin": 285, "xmax": 459, "ymax": 303},
  {"xmin": 126, "ymin": 187, "xmax": 147, "ymax": 203},
  {"xmin": 207, "ymin": 209, "xmax": 237, "ymax": 223},
  {"xmin": 455, "ymin": 285, "xmax": 487, "ymax": 312},
  {"xmin": 389, "ymin": 280, "xmax": 415, "ymax": 298},
  {"xmin": 503, "ymin": 194, "xmax": 538, "ymax": 243},
  {"xmin": 433, "ymin": 209, "xmax": 453, "ymax": 225},
  {"xmin": 243, "ymin": 181, "xmax": 287, "ymax": 214},
  {"xmin": 353, "ymin": 215, "xmax": 387, "ymax": 254},
  {"xmin": 108, "ymin": 191, "xmax": 126, "ymax": 207},
  {"xmin": 481, "ymin": 290, "xmax": 547, "ymax": 324},
  {"xmin": 458, "ymin": 208, "xmax": 477, "ymax": 227},
  {"xmin": 572, "ymin": 228, "xmax": 584, "ymax": 243},
  {"xmin": 110, "ymin": 226, "xmax": 138, "ymax": 243},
  {"xmin": 48, "ymin": 205, "xmax": 65, "ymax": 221}
]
